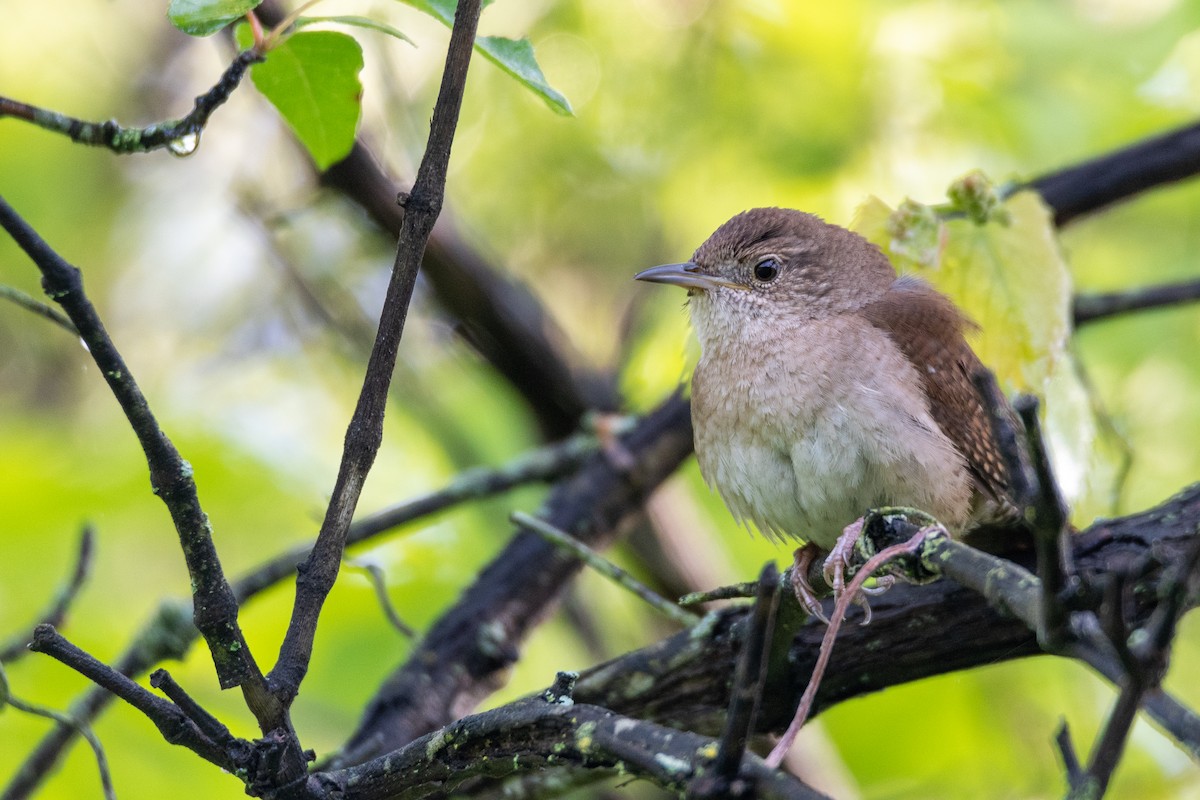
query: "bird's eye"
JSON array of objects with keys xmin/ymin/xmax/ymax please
[{"xmin": 753, "ymin": 257, "xmax": 780, "ymax": 283}]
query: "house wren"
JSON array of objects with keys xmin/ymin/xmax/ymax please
[{"xmin": 636, "ymin": 207, "xmax": 1018, "ymax": 610}]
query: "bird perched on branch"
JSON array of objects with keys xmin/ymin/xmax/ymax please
[{"xmin": 636, "ymin": 207, "xmax": 1020, "ymax": 615}]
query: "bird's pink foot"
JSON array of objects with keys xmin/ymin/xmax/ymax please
[
  {"xmin": 823, "ymin": 517, "xmax": 888, "ymax": 625},
  {"xmin": 822, "ymin": 518, "xmax": 863, "ymax": 597},
  {"xmin": 790, "ymin": 543, "xmax": 830, "ymax": 623}
]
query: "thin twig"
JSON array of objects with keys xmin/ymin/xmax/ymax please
[
  {"xmin": 1099, "ymin": 570, "xmax": 1139, "ymax": 676},
  {"xmin": 1015, "ymin": 396, "xmax": 1072, "ymax": 648},
  {"xmin": 0, "ymin": 50, "xmax": 261, "ymax": 154},
  {"xmin": 268, "ymin": 0, "xmax": 485, "ymax": 706},
  {"xmin": 1, "ymin": 526, "xmax": 95, "ymax": 664},
  {"xmin": 150, "ymin": 670, "xmax": 243, "ymax": 750},
  {"xmin": 511, "ymin": 512, "xmax": 700, "ymax": 627},
  {"xmin": 29, "ymin": 625, "xmax": 240, "ymax": 772},
  {"xmin": 1079, "ymin": 533, "xmax": 1200, "ymax": 795},
  {"xmin": 344, "ymin": 560, "xmax": 417, "ymax": 638},
  {"xmin": 3, "ymin": 601, "xmax": 196, "ymax": 800},
  {"xmin": 1056, "ymin": 721, "xmax": 1084, "ymax": 788},
  {"xmin": 1078, "ymin": 683, "xmax": 1144, "ymax": 799},
  {"xmin": 0, "ymin": 284, "xmax": 78, "ymax": 335},
  {"xmin": 1068, "ymin": 634, "xmax": 1200, "ymax": 763},
  {"xmin": 709, "ymin": 563, "xmax": 780, "ymax": 791},
  {"xmin": 0, "ymin": 197, "xmax": 271, "ymax": 709},
  {"xmin": 1, "ymin": 687, "xmax": 115, "ymax": 800},
  {"xmin": 679, "ymin": 582, "xmax": 760, "ymax": 606},
  {"xmin": 1074, "ymin": 278, "xmax": 1200, "ymax": 326}
]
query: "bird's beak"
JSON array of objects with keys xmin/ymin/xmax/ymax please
[{"xmin": 634, "ymin": 263, "xmax": 743, "ymax": 292}]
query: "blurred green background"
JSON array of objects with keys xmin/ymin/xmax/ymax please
[{"xmin": 3, "ymin": 0, "xmax": 1200, "ymax": 797}]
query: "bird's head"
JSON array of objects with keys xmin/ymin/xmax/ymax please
[{"xmin": 636, "ymin": 207, "xmax": 897, "ymax": 345}]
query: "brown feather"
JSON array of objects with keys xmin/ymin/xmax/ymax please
[{"xmin": 860, "ymin": 276, "xmax": 1018, "ymax": 521}]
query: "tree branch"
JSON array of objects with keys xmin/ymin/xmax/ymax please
[
  {"xmin": 267, "ymin": 0, "xmax": 484, "ymax": 708},
  {"xmin": 0, "ymin": 196, "xmax": 272, "ymax": 713},
  {"xmin": 1074, "ymin": 278, "xmax": 1200, "ymax": 326},
  {"xmin": 571, "ymin": 485, "xmax": 1200, "ymax": 748},
  {"xmin": 29, "ymin": 626, "xmax": 243, "ymax": 772},
  {"xmin": 4, "ymin": 430, "xmax": 599, "ymax": 799},
  {"xmin": 338, "ymin": 395, "xmax": 693, "ymax": 764},
  {"xmin": 325, "ymin": 698, "xmax": 828, "ymax": 800},
  {"xmin": 1026, "ymin": 119, "xmax": 1200, "ymax": 227},
  {"xmin": 0, "ymin": 49, "xmax": 261, "ymax": 154}
]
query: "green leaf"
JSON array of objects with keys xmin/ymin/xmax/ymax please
[
  {"xmin": 392, "ymin": 0, "xmax": 571, "ymax": 115},
  {"xmin": 249, "ymin": 31, "xmax": 364, "ymax": 170},
  {"xmin": 168, "ymin": 0, "xmax": 262, "ymax": 37},
  {"xmin": 475, "ymin": 36, "xmax": 572, "ymax": 115},
  {"xmin": 294, "ymin": 16, "xmax": 415, "ymax": 46},
  {"xmin": 852, "ymin": 184, "xmax": 1127, "ymax": 525},
  {"xmin": 395, "ymin": 0, "xmax": 495, "ymax": 27}
]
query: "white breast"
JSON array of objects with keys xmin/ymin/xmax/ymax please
[{"xmin": 691, "ymin": 315, "xmax": 971, "ymax": 550}]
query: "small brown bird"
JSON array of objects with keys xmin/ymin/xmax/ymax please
[{"xmin": 636, "ymin": 207, "xmax": 1017, "ymax": 612}]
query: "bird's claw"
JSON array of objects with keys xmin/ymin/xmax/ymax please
[
  {"xmin": 822, "ymin": 518, "xmax": 862, "ymax": 590},
  {"xmin": 793, "ymin": 517, "xmax": 900, "ymax": 625},
  {"xmin": 790, "ymin": 543, "xmax": 830, "ymax": 623},
  {"xmin": 824, "ymin": 517, "xmax": 891, "ymax": 625}
]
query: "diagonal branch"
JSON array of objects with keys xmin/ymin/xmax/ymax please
[
  {"xmin": 0, "ymin": 50, "xmax": 261, "ymax": 154},
  {"xmin": 338, "ymin": 394, "xmax": 693, "ymax": 764},
  {"xmin": 4, "ymin": 430, "xmax": 598, "ymax": 800},
  {"xmin": 321, "ymin": 142, "xmax": 618, "ymax": 439},
  {"xmin": 1074, "ymin": 278, "xmax": 1200, "ymax": 326},
  {"xmin": 29, "ymin": 625, "xmax": 244, "ymax": 772},
  {"xmin": 266, "ymin": 0, "xmax": 484, "ymax": 708},
  {"xmin": 0, "ymin": 284, "xmax": 78, "ymax": 335},
  {"xmin": 0, "ymin": 526, "xmax": 94, "ymax": 664},
  {"xmin": 1027, "ymin": 119, "xmax": 1200, "ymax": 227},
  {"xmin": 0, "ymin": 196, "xmax": 272, "ymax": 715}
]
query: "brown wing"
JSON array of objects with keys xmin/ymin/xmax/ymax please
[{"xmin": 860, "ymin": 276, "xmax": 1016, "ymax": 513}]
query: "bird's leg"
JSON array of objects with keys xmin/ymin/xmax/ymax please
[
  {"xmin": 823, "ymin": 517, "xmax": 882, "ymax": 624},
  {"xmin": 822, "ymin": 517, "xmax": 863, "ymax": 598},
  {"xmin": 766, "ymin": 526, "xmax": 934, "ymax": 769},
  {"xmin": 790, "ymin": 543, "xmax": 830, "ymax": 623},
  {"xmin": 590, "ymin": 412, "xmax": 637, "ymax": 472},
  {"xmin": 792, "ymin": 517, "xmax": 891, "ymax": 625}
]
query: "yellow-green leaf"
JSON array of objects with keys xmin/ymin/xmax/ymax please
[
  {"xmin": 168, "ymin": 0, "xmax": 261, "ymax": 37},
  {"xmin": 852, "ymin": 186, "xmax": 1127, "ymax": 524},
  {"xmin": 475, "ymin": 36, "xmax": 572, "ymax": 116},
  {"xmin": 391, "ymin": 0, "xmax": 571, "ymax": 115}
]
